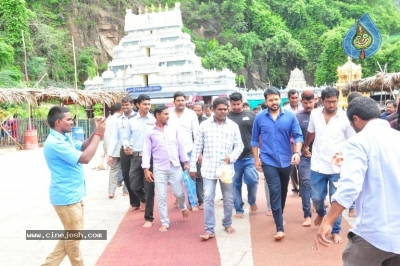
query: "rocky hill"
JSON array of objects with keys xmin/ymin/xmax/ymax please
[{"xmin": 1, "ymin": 0, "xmax": 400, "ymax": 89}]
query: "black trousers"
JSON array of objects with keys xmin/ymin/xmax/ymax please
[
  {"xmin": 120, "ymin": 148, "xmax": 140, "ymax": 207},
  {"xmin": 129, "ymin": 156, "xmax": 146, "ymax": 203}
]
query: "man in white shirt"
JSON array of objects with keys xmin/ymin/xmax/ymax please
[
  {"xmin": 168, "ymin": 91, "xmax": 200, "ymax": 211},
  {"xmin": 103, "ymin": 103, "xmax": 127, "ymax": 198},
  {"xmin": 314, "ymin": 96, "xmax": 400, "ymax": 265},
  {"xmin": 303, "ymin": 87, "xmax": 355, "ymax": 244}
]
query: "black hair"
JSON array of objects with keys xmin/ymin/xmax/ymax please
[
  {"xmin": 243, "ymin": 102, "xmax": 250, "ymax": 107},
  {"xmin": 229, "ymin": 92, "xmax": 243, "ymax": 102},
  {"xmin": 347, "ymin": 97, "xmax": 381, "ymax": 122},
  {"xmin": 212, "ymin": 97, "xmax": 229, "ymax": 109},
  {"xmin": 137, "ymin": 94, "xmax": 151, "ymax": 104},
  {"xmin": 347, "ymin": 92, "xmax": 362, "ymax": 104},
  {"xmin": 263, "ymin": 87, "xmax": 280, "ymax": 99},
  {"xmin": 205, "ymin": 104, "xmax": 212, "ymax": 110},
  {"xmin": 47, "ymin": 106, "xmax": 70, "ymax": 128},
  {"xmin": 252, "ymin": 107, "xmax": 259, "ymax": 111},
  {"xmin": 386, "ymin": 100, "xmax": 397, "ymax": 108},
  {"xmin": 173, "ymin": 91, "xmax": 185, "ymax": 101},
  {"xmin": 153, "ymin": 104, "xmax": 168, "ymax": 119},
  {"xmin": 261, "ymin": 102, "xmax": 268, "ymax": 110},
  {"xmin": 301, "ymin": 90, "xmax": 314, "ymax": 101},
  {"xmin": 121, "ymin": 96, "xmax": 134, "ymax": 104},
  {"xmin": 321, "ymin": 86, "xmax": 339, "ymax": 100},
  {"xmin": 288, "ymin": 89, "xmax": 298, "ymax": 98},
  {"xmin": 192, "ymin": 102, "xmax": 204, "ymax": 109},
  {"xmin": 113, "ymin": 102, "xmax": 122, "ymax": 112}
]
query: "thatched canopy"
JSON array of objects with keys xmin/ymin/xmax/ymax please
[
  {"xmin": 342, "ymin": 72, "xmax": 400, "ymax": 96},
  {"xmin": 0, "ymin": 88, "xmax": 127, "ymax": 106},
  {"xmin": 0, "ymin": 89, "xmax": 37, "ymax": 105}
]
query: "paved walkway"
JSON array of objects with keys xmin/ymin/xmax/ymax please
[{"xmin": 0, "ymin": 144, "xmax": 355, "ymax": 265}]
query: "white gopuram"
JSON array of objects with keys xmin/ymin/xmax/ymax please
[{"xmin": 84, "ymin": 3, "xmax": 238, "ymax": 101}]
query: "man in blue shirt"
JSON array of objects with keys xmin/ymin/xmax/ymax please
[
  {"xmin": 42, "ymin": 106, "xmax": 106, "ymax": 265},
  {"xmin": 315, "ymin": 97, "xmax": 400, "ymax": 265},
  {"xmin": 251, "ymin": 87, "xmax": 303, "ymax": 240}
]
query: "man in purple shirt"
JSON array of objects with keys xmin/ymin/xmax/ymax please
[{"xmin": 142, "ymin": 105, "xmax": 190, "ymax": 232}]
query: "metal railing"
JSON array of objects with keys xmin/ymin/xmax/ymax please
[{"xmin": 0, "ymin": 118, "xmax": 96, "ymax": 149}]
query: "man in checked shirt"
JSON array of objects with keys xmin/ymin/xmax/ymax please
[{"xmin": 190, "ymin": 97, "xmax": 244, "ymax": 240}]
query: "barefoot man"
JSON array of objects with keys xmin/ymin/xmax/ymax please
[
  {"xmin": 251, "ymin": 87, "xmax": 303, "ymax": 240},
  {"xmin": 303, "ymin": 87, "xmax": 355, "ymax": 244},
  {"xmin": 190, "ymin": 97, "xmax": 243, "ymax": 240},
  {"xmin": 314, "ymin": 97, "xmax": 400, "ymax": 265},
  {"xmin": 227, "ymin": 92, "xmax": 259, "ymax": 218},
  {"xmin": 142, "ymin": 105, "xmax": 189, "ymax": 232},
  {"xmin": 122, "ymin": 95, "xmax": 156, "ymax": 228}
]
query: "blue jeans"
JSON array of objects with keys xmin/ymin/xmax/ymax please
[
  {"xmin": 298, "ymin": 157, "xmax": 312, "ymax": 218},
  {"xmin": 233, "ymin": 157, "xmax": 259, "ymax": 213},
  {"xmin": 261, "ymin": 163, "xmax": 291, "ymax": 232},
  {"xmin": 310, "ymin": 171, "xmax": 342, "ymax": 234},
  {"xmin": 203, "ymin": 178, "xmax": 233, "ymax": 234}
]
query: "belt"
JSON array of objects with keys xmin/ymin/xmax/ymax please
[{"xmin": 132, "ymin": 151, "xmax": 142, "ymax": 157}]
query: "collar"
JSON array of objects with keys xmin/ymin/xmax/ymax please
[
  {"xmin": 265, "ymin": 107, "xmax": 286, "ymax": 117},
  {"xmin": 50, "ymin": 128, "xmax": 68, "ymax": 141},
  {"xmin": 211, "ymin": 116, "xmax": 228, "ymax": 124},
  {"xmin": 363, "ymin": 118, "xmax": 390, "ymax": 130}
]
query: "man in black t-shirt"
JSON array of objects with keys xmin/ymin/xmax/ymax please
[
  {"xmin": 296, "ymin": 90, "xmax": 315, "ymax": 227},
  {"xmin": 228, "ymin": 92, "xmax": 259, "ymax": 218}
]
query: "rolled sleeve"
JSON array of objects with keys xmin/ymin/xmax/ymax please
[
  {"xmin": 307, "ymin": 111, "xmax": 316, "ymax": 133},
  {"xmin": 251, "ymin": 115, "xmax": 260, "ymax": 147},
  {"xmin": 141, "ymin": 131, "xmax": 151, "ymax": 169},
  {"xmin": 331, "ymin": 141, "xmax": 367, "ymax": 208},
  {"xmin": 190, "ymin": 125, "xmax": 204, "ymax": 172}
]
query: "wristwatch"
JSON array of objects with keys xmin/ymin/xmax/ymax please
[{"xmin": 294, "ymin": 151, "xmax": 301, "ymax": 156}]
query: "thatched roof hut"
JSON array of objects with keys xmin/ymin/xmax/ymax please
[
  {"xmin": 0, "ymin": 88, "xmax": 127, "ymax": 106},
  {"xmin": 0, "ymin": 89, "xmax": 37, "ymax": 105},
  {"xmin": 342, "ymin": 72, "xmax": 400, "ymax": 96}
]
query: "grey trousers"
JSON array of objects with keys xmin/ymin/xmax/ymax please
[
  {"xmin": 109, "ymin": 157, "xmax": 128, "ymax": 194},
  {"xmin": 153, "ymin": 165, "xmax": 186, "ymax": 227},
  {"xmin": 343, "ymin": 232, "xmax": 400, "ymax": 266}
]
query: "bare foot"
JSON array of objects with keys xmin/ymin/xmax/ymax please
[
  {"xmin": 302, "ymin": 217, "xmax": 312, "ymax": 227},
  {"xmin": 314, "ymin": 215, "xmax": 323, "ymax": 226},
  {"xmin": 200, "ymin": 232, "xmax": 215, "ymax": 240},
  {"xmin": 198, "ymin": 203, "xmax": 204, "ymax": 210},
  {"xmin": 250, "ymin": 204, "xmax": 258, "ymax": 212},
  {"xmin": 348, "ymin": 208, "xmax": 356, "ymax": 217},
  {"xmin": 274, "ymin": 231, "xmax": 285, "ymax": 240},
  {"xmin": 265, "ymin": 210, "xmax": 273, "ymax": 216},
  {"xmin": 108, "ymin": 194, "xmax": 114, "ymax": 199},
  {"xmin": 192, "ymin": 206, "xmax": 199, "ymax": 212},
  {"xmin": 128, "ymin": 205, "xmax": 140, "ymax": 212},
  {"xmin": 332, "ymin": 233, "xmax": 344, "ymax": 244},
  {"xmin": 225, "ymin": 226, "xmax": 235, "ymax": 234},
  {"xmin": 140, "ymin": 202, "xmax": 146, "ymax": 212},
  {"xmin": 234, "ymin": 213, "xmax": 244, "ymax": 218},
  {"xmin": 174, "ymin": 199, "xmax": 178, "ymax": 208},
  {"xmin": 182, "ymin": 209, "xmax": 190, "ymax": 218},
  {"xmin": 159, "ymin": 225, "xmax": 168, "ymax": 232},
  {"xmin": 142, "ymin": 221, "xmax": 153, "ymax": 228},
  {"xmin": 123, "ymin": 193, "xmax": 129, "ymax": 196}
]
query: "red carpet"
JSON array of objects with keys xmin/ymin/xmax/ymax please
[
  {"xmin": 96, "ymin": 188, "xmax": 220, "ymax": 266},
  {"xmin": 250, "ymin": 178, "xmax": 351, "ymax": 266}
]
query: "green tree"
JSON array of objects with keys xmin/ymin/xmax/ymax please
[
  {"xmin": 0, "ymin": 40, "xmax": 14, "ymax": 69},
  {"xmin": 0, "ymin": 0, "xmax": 32, "ymax": 55},
  {"xmin": 77, "ymin": 47, "xmax": 97, "ymax": 83}
]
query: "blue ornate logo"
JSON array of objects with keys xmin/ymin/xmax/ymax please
[{"xmin": 342, "ymin": 13, "xmax": 382, "ymax": 60}]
